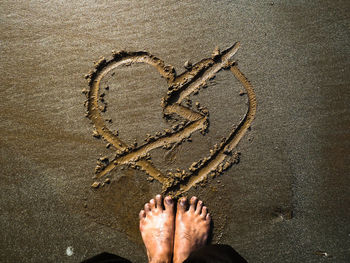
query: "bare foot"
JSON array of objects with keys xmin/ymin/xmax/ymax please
[
  {"xmin": 139, "ymin": 195, "xmax": 175, "ymax": 263},
  {"xmin": 173, "ymin": 196, "xmax": 211, "ymax": 263}
]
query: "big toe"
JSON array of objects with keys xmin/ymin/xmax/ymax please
[
  {"xmin": 177, "ymin": 197, "xmax": 188, "ymax": 214},
  {"xmin": 164, "ymin": 196, "xmax": 174, "ymax": 214}
]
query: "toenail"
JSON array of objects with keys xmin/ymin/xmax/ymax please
[{"xmin": 165, "ymin": 196, "xmax": 173, "ymax": 204}]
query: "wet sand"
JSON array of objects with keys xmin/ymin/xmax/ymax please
[{"xmin": 1, "ymin": 0, "xmax": 349, "ymax": 262}]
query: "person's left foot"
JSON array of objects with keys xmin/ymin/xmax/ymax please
[
  {"xmin": 139, "ymin": 195, "xmax": 175, "ymax": 263},
  {"xmin": 173, "ymin": 196, "xmax": 211, "ymax": 263}
]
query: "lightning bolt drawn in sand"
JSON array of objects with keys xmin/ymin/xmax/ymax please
[{"xmin": 83, "ymin": 42, "xmax": 257, "ymax": 196}]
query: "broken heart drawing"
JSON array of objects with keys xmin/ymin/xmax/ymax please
[{"xmin": 83, "ymin": 42, "xmax": 256, "ymax": 196}]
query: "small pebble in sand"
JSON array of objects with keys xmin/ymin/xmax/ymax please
[
  {"xmin": 92, "ymin": 130, "xmax": 100, "ymax": 138},
  {"xmin": 147, "ymin": 177, "xmax": 154, "ymax": 182},
  {"xmin": 211, "ymin": 46, "xmax": 220, "ymax": 59},
  {"xmin": 66, "ymin": 246, "xmax": 74, "ymax": 256},
  {"xmin": 91, "ymin": 182, "xmax": 100, "ymax": 188},
  {"xmin": 99, "ymin": 156, "xmax": 109, "ymax": 164},
  {"xmin": 184, "ymin": 60, "xmax": 192, "ymax": 70},
  {"xmin": 239, "ymin": 89, "xmax": 246, "ymax": 96}
]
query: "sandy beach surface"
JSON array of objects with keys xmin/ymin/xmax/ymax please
[{"xmin": 1, "ymin": 0, "xmax": 349, "ymax": 262}]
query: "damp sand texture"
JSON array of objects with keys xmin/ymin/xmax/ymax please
[{"xmin": 1, "ymin": 1, "xmax": 349, "ymax": 263}]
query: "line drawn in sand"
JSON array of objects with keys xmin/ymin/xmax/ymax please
[{"xmin": 83, "ymin": 42, "xmax": 257, "ymax": 196}]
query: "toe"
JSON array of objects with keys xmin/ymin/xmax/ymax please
[
  {"xmin": 155, "ymin": 194, "xmax": 163, "ymax": 210},
  {"xmin": 144, "ymin": 203, "xmax": 151, "ymax": 213},
  {"xmin": 195, "ymin": 200, "xmax": 203, "ymax": 214},
  {"xmin": 139, "ymin": 210, "xmax": 146, "ymax": 220},
  {"xmin": 150, "ymin": 198, "xmax": 156, "ymax": 210},
  {"xmin": 177, "ymin": 197, "xmax": 188, "ymax": 214},
  {"xmin": 206, "ymin": 213, "xmax": 211, "ymax": 222},
  {"xmin": 164, "ymin": 196, "xmax": 174, "ymax": 212},
  {"xmin": 189, "ymin": 196, "xmax": 198, "ymax": 212},
  {"xmin": 201, "ymin": 206, "xmax": 208, "ymax": 218}
]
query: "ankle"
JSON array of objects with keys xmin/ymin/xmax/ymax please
[
  {"xmin": 149, "ymin": 256, "xmax": 171, "ymax": 263},
  {"xmin": 148, "ymin": 250, "xmax": 172, "ymax": 263},
  {"xmin": 173, "ymin": 254, "xmax": 188, "ymax": 263}
]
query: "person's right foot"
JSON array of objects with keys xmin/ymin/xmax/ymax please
[{"xmin": 173, "ymin": 196, "xmax": 211, "ymax": 263}]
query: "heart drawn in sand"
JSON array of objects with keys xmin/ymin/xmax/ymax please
[{"xmin": 83, "ymin": 42, "xmax": 256, "ymax": 196}]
